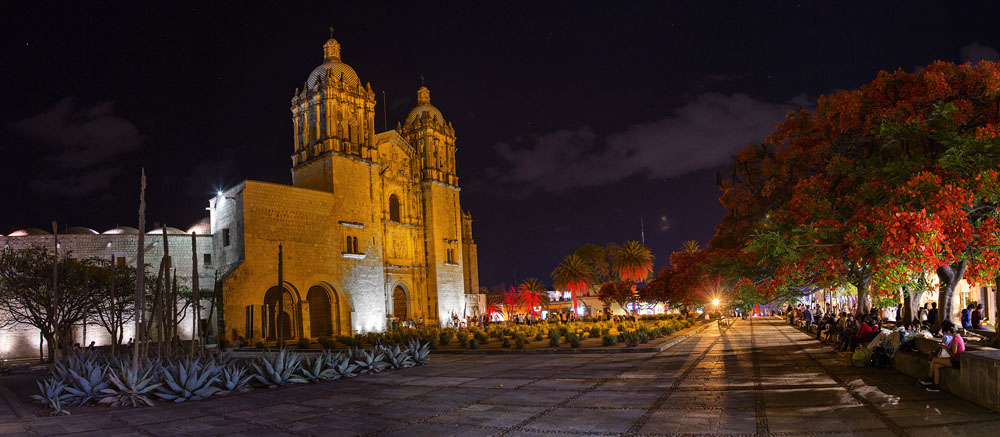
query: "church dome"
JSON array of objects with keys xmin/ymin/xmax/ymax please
[
  {"xmin": 405, "ymin": 86, "xmax": 445, "ymax": 125},
  {"xmin": 304, "ymin": 38, "xmax": 360, "ymax": 89}
]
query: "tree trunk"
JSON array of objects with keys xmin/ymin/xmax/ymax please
[
  {"xmin": 936, "ymin": 260, "xmax": 968, "ymax": 330},
  {"xmin": 52, "ymin": 220, "xmax": 61, "ymax": 359},
  {"xmin": 43, "ymin": 331, "xmax": 56, "ymax": 364},
  {"xmin": 854, "ymin": 276, "xmax": 871, "ymax": 317},
  {"xmin": 134, "ymin": 168, "xmax": 146, "ymax": 368},
  {"xmin": 904, "ymin": 289, "xmax": 925, "ymax": 326},
  {"xmin": 990, "ymin": 274, "xmax": 1000, "ymax": 347},
  {"xmin": 191, "ymin": 232, "xmax": 200, "ymax": 357}
]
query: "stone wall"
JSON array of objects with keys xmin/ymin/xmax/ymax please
[{"xmin": 0, "ymin": 231, "xmax": 214, "ymax": 359}]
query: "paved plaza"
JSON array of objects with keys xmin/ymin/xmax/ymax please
[{"xmin": 3, "ymin": 318, "xmax": 1000, "ymax": 436}]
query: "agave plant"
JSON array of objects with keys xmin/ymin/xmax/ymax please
[
  {"xmin": 217, "ymin": 364, "xmax": 252, "ymax": 395},
  {"xmin": 99, "ymin": 363, "xmax": 161, "ymax": 408},
  {"xmin": 405, "ymin": 339, "xmax": 431, "ymax": 365},
  {"xmin": 64, "ymin": 364, "xmax": 110, "ymax": 405},
  {"xmin": 352, "ymin": 348, "xmax": 387, "ymax": 373},
  {"xmin": 31, "ymin": 378, "xmax": 73, "ymax": 415},
  {"xmin": 384, "ymin": 345, "xmax": 414, "ymax": 369},
  {"xmin": 329, "ymin": 352, "xmax": 358, "ymax": 378},
  {"xmin": 250, "ymin": 349, "xmax": 307, "ymax": 388},
  {"xmin": 156, "ymin": 358, "xmax": 222, "ymax": 402},
  {"xmin": 302, "ymin": 350, "xmax": 338, "ymax": 382}
]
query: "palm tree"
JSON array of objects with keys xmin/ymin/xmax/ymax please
[
  {"xmin": 517, "ymin": 278, "xmax": 549, "ymax": 316},
  {"xmin": 552, "ymin": 254, "xmax": 593, "ymax": 315},
  {"xmin": 612, "ymin": 241, "xmax": 655, "ymax": 283},
  {"xmin": 681, "ymin": 240, "xmax": 700, "ymax": 253}
]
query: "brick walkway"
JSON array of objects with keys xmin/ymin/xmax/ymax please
[{"xmin": 2, "ymin": 318, "xmax": 999, "ymax": 436}]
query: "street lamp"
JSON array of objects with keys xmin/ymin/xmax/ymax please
[{"xmin": 712, "ymin": 298, "xmax": 720, "ymax": 306}]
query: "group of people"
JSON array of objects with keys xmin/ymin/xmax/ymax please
[
  {"xmin": 788, "ymin": 304, "xmax": 883, "ymax": 353},
  {"xmin": 960, "ymin": 303, "xmax": 988, "ymax": 329}
]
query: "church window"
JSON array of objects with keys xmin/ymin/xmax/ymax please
[
  {"xmin": 116, "ymin": 256, "xmax": 126, "ymax": 268},
  {"xmin": 389, "ymin": 195, "xmax": 401, "ymax": 222},
  {"xmin": 319, "ymin": 103, "xmax": 327, "ymax": 139},
  {"xmin": 203, "ymin": 253, "xmax": 212, "ymax": 266},
  {"xmin": 296, "ymin": 115, "xmax": 305, "ymax": 149},
  {"xmin": 223, "ymin": 229, "xmax": 231, "ymax": 247},
  {"xmin": 446, "ymin": 248, "xmax": 454, "ymax": 263},
  {"xmin": 353, "ymin": 236, "xmax": 360, "ymax": 253},
  {"xmin": 308, "ymin": 106, "xmax": 318, "ymax": 142},
  {"xmin": 346, "ymin": 235, "xmax": 360, "ymax": 254}
]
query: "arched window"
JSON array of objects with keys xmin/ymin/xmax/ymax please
[
  {"xmin": 352, "ymin": 236, "xmax": 359, "ymax": 254},
  {"xmin": 389, "ymin": 195, "xmax": 401, "ymax": 222},
  {"xmin": 346, "ymin": 236, "xmax": 352, "ymax": 253}
]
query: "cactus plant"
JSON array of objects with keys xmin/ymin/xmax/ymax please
[
  {"xmin": 251, "ymin": 349, "xmax": 307, "ymax": 388},
  {"xmin": 31, "ymin": 378, "xmax": 73, "ymax": 415},
  {"xmin": 99, "ymin": 363, "xmax": 161, "ymax": 408},
  {"xmin": 156, "ymin": 358, "xmax": 222, "ymax": 402}
]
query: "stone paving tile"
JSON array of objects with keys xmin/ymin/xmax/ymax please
[
  {"xmin": 106, "ymin": 404, "xmax": 208, "ymax": 426},
  {"xmin": 296, "ymin": 392, "xmax": 393, "ymax": 410},
  {"xmin": 523, "ymin": 378, "xmax": 599, "ymax": 391},
  {"xmin": 366, "ymin": 399, "xmax": 457, "ymax": 421},
  {"xmin": 460, "ymin": 377, "xmax": 534, "ymax": 389},
  {"xmin": 142, "ymin": 414, "xmax": 258, "ymax": 436},
  {"xmin": 906, "ymin": 420, "xmax": 1000, "ymax": 436},
  {"xmin": 593, "ymin": 377, "xmax": 675, "ymax": 391},
  {"xmin": 428, "ymin": 403, "xmax": 539, "ymax": 428},
  {"xmin": 402, "ymin": 376, "xmax": 478, "ymax": 386},
  {"xmin": 376, "ymin": 422, "xmax": 498, "ymax": 436},
  {"xmin": 571, "ymin": 390, "xmax": 661, "ymax": 409},
  {"xmin": 664, "ymin": 389, "xmax": 755, "ymax": 410},
  {"xmin": 410, "ymin": 386, "xmax": 502, "ymax": 404},
  {"xmin": 226, "ymin": 403, "xmax": 325, "ymax": 425},
  {"xmin": 279, "ymin": 410, "xmax": 392, "ymax": 435},
  {"xmin": 874, "ymin": 398, "xmax": 1000, "ymax": 426},
  {"xmin": 523, "ymin": 406, "xmax": 644, "ymax": 434},
  {"xmin": 486, "ymin": 389, "xmax": 579, "ymax": 406},
  {"xmin": 0, "ymin": 422, "xmax": 27, "ymax": 436},
  {"xmin": 761, "ymin": 386, "xmax": 857, "ymax": 408},
  {"xmin": 638, "ymin": 408, "xmax": 755, "ymax": 434},
  {"xmin": 27, "ymin": 414, "xmax": 125, "ymax": 436},
  {"xmin": 766, "ymin": 404, "xmax": 886, "ymax": 433}
]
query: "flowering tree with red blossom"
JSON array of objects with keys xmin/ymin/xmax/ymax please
[{"xmin": 713, "ymin": 61, "xmax": 1000, "ymax": 325}]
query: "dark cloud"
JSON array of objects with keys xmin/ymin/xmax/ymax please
[
  {"xmin": 6, "ymin": 97, "xmax": 141, "ymax": 196},
  {"xmin": 488, "ymin": 93, "xmax": 807, "ymax": 195},
  {"xmin": 960, "ymin": 42, "xmax": 1000, "ymax": 64}
]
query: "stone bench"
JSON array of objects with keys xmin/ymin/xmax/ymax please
[{"xmin": 892, "ymin": 338, "xmax": 1000, "ymax": 413}]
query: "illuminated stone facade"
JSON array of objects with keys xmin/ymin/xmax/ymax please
[{"xmin": 211, "ymin": 36, "xmax": 480, "ymax": 340}]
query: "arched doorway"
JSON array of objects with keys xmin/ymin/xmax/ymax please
[
  {"xmin": 393, "ymin": 286, "xmax": 408, "ymax": 320},
  {"xmin": 264, "ymin": 286, "xmax": 297, "ymax": 340},
  {"xmin": 307, "ymin": 286, "xmax": 334, "ymax": 338}
]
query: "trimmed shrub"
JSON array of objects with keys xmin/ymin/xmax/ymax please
[
  {"xmin": 318, "ymin": 337, "xmax": 336, "ymax": 350},
  {"xmin": 439, "ymin": 331, "xmax": 454, "ymax": 345},
  {"xmin": 548, "ymin": 330, "xmax": 560, "ymax": 347},
  {"xmin": 469, "ymin": 339, "xmax": 479, "ymax": 349},
  {"xmin": 602, "ymin": 333, "xmax": 616, "ymax": 346},
  {"xmin": 502, "ymin": 336, "xmax": 512, "ymax": 348},
  {"xmin": 588, "ymin": 326, "xmax": 601, "ymax": 338},
  {"xmin": 566, "ymin": 332, "xmax": 581, "ymax": 348}
]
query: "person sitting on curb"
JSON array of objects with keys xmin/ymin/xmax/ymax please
[
  {"xmin": 961, "ymin": 304, "xmax": 974, "ymax": 329},
  {"xmin": 920, "ymin": 323, "xmax": 964, "ymax": 392},
  {"xmin": 972, "ymin": 303, "xmax": 988, "ymax": 329}
]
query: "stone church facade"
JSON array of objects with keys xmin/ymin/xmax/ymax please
[{"xmin": 211, "ymin": 36, "xmax": 480, "ymax": 341}]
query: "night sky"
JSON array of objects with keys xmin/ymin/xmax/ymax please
[{"xmin": 2, "ymin": 2, "xmax": 999, "ymax": 288}]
